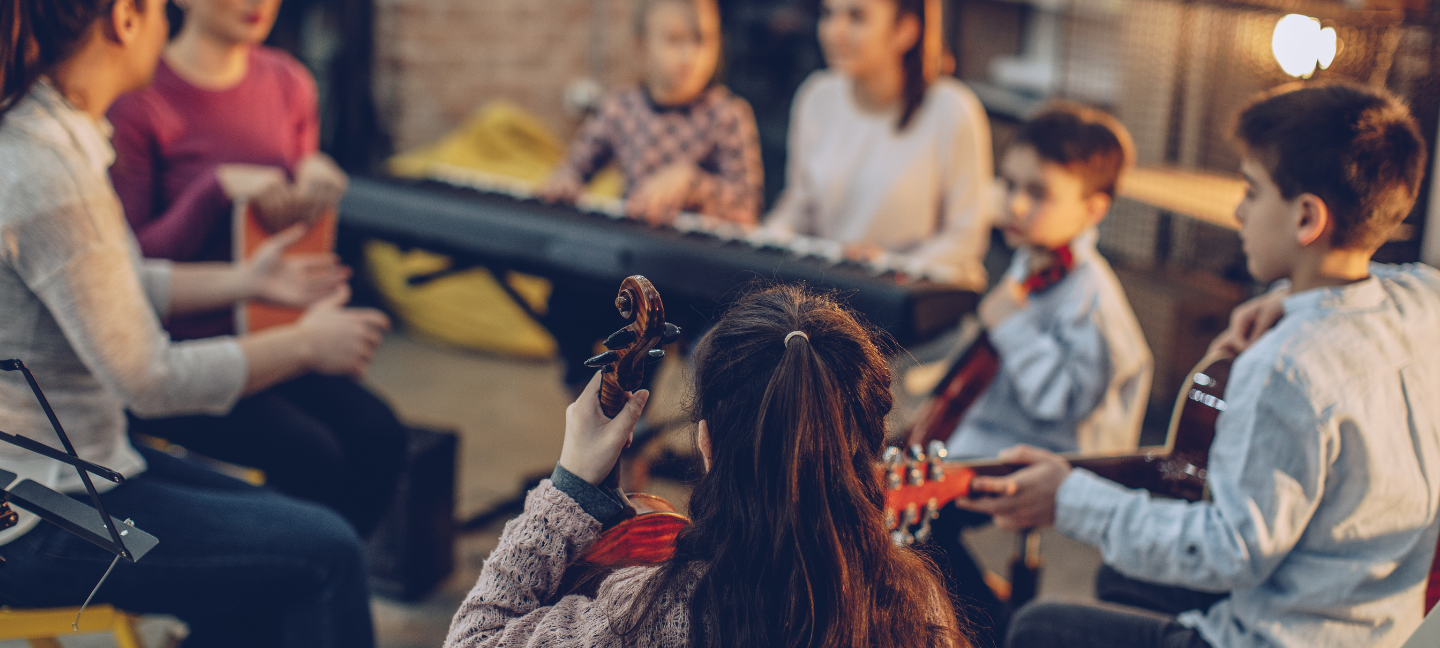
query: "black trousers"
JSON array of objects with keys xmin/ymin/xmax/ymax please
[
  {"xmin": 1004, "ymin": 565, "xmax": 1225, "ymax": 648},
  {"xmin": 923, "ymin": 508, "xmax": 1010, "ymax": 648},
  {"xmin": 127, "ymin": 374, "xmax": 407, "ymax": 538}
]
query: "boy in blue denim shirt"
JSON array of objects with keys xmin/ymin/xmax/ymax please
[
  {"xmin": 962, "ymin": 83, "xmax": 1440, "ymax": 648},
  {"xmin": 945, "ymin": 104, "xmax": 1152, "ymax": 459}
]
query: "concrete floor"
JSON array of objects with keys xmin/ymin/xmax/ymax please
[{"xmin": 1, "ymin": 329, "xmax": 1100, "ymax": 648}]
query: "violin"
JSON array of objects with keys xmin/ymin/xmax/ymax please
[
  {"xmin": 905, "ymin": 245, "xmax": 1077, "ymax": 448},
  {"xmin": 555, "ymin": 275, "xmax": 686, "ymax": 599}
]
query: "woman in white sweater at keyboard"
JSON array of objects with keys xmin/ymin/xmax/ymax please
[{"xmin": 762, "ymin": 0, "xmax": 993, "ymax": 290}]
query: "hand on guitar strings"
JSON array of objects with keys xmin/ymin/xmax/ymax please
[
  {"xmin": 954, "ymin": 445, "xmax": 1071, "ymax": 531},
  {"xmin": 1208, "ymin": 287, "xmax": 1288, "ymax": 358},
  {"xmin": 560, "ymin": 370, "xmax": 651, "ymax": 486},
  {"xmin": 243, "ymin": 223, "xmax": 351, "ymax": 308}
]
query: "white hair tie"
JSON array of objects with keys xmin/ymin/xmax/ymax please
[{"xmin": 784, "ymin": 331, "xmax": 809, "ymax": 347}]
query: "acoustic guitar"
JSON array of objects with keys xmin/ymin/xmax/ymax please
[
  {"xmin": 882, "ymin": 353, "xmax": 1232, "ymax": 545},
  {"xmin": 554, "ymin": 275, "xmax": 684, "ymax": 598}
]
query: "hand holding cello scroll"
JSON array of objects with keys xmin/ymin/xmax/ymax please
[{"xmin": 560, "ymin": 371, "xmax": 649, "ymax": 486}]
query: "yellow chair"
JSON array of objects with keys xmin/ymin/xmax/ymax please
[{"xmin": 0, "ymin": 605, "xmax": 144, "ymax": 648}]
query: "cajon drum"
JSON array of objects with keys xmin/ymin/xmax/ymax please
[{"xmin": 233, "ymin": 201, "xmax": 338, "ymax": 334}]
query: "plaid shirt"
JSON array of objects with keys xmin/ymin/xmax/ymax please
[{"xmin": 556, "ymin": 85, "xmax": 763, "ymax": 224}]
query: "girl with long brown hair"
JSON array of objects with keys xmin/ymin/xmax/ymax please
[
  {"xmin": 758, "ymin": 0, "xmax": 993, "ymax": 290},
  {"xmin": 445, "ymin": 284, "xmax": 965, "ymax": 648}
]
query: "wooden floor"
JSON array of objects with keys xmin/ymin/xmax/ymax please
[{"xmin": 0, "ymin": 330, "xmax": 1101, "ymax": 648}]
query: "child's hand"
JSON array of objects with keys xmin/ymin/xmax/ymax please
[
  {"xmin": 954, "ymin": 445, "xmax": 1071, "ymax": 531},
  {"xmin": 1209, "ymin": 288, "xmax": 1288, "ymax": 357},
  {"xmin": 294, "ymin": 152, "xmax": 348, "ymax": 225},
  {"xmin": 626, "ymin": 162, "xmax": 697, "ymax": 226},
  {"xmin": 559, "ymin": 371, "xmax": 650, "ymax": 485},
  {"xmin": 538, "ymin": 171, "xmax": 584, "ymax": 204},
  {"xmin": 979, "ymin": 278, "xmax": 1028, "ymax": 329}
]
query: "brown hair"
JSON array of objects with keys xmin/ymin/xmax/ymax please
[
  {"xmin": 1235, "ymin": 82, "xmax": 1427, "ymax": 251},
  {"xmin": 619, "ymin": 284, "xmax": 965, "ymax": 648},
  {"xmin": 893, "ymin": 0, "xmax": 929, "ymax": 131},
  {"xmin": 0, "ymin": 0, "xmax": 144, "ymax": 118},
  {"xmin": 1013, "ymin": 103, "xmax": 1135, "ymax": 200}
]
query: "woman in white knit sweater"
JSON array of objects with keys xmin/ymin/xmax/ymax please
[
  {"xmin": 762, "ymin": 0, "xmax": 993, "ymax": 290},
  {"xmin": 0, "ymin": 1, "xmax": 387, "ymax": 644}
]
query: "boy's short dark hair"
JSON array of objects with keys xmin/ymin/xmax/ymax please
[
  {"xmin": 1235, "ymin": 82, "xmax": 1427, "ymax": 251},
  {"xmin": 1014, "ymin": 103, "xmax": 1135, "ymax": 200}
]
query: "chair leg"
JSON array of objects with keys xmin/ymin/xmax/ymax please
[
  {"xmin": 26, "ymin": 639, "xmax": 64, "ymax": 648},
  {"xmin": 112, "ymin": 612, "xmax": 145, "ymax": 648}
]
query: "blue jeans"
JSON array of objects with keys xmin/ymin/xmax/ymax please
[{"xmin": 0, "ymin": 447, "xmax": 374, "ymax": 648}]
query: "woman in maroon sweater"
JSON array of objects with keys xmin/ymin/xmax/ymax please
[{"xmin": 107, "ymin": 0, "xmax": 405, "ymax": 537}]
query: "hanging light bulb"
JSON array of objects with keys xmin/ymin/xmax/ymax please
[{"xmin": 1272, "ymin": 14, "xmax": 1340, "ymax": 78}]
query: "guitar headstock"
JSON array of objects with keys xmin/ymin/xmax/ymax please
[
  {"xmin": 879, "ymin": 440, "xmax": 975, "ymax": 546},
  {"xmin": 583, "ymin": 275, "xmax": 680, "ymax": 418}
]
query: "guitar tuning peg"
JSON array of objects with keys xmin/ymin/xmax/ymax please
[
  {"xmin": 584, "ymin": 350, "xmax": 620, "ymax": 368},
  {"xmin": 661, "ymin": 322, "xmax": 681, "ymax": 344},
  {"xmin": 907, "ymin": 444, "xmax": 927, "ymax": 463},
  {"xmin": 927, "ymin": 440, "xmax": 948, "ymax": 482},
  {"xmin": 604, "ymin": 328, "xmax": 637, "ymax": 350},
  {"xmin": 883, "ymin": 447, "xmax": 902, "ymax": 490},
  {"xmin": 646, "ymin": 348, "xmax": 665, "ymax": 364}
]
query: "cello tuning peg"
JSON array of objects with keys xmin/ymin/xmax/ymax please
[
  {"xmin": 601, "ymin": 363, "xmax": 616, "ymax": 374},
  {"xmin": 604, "ymin": 328, "xmax": 638, "ymax": 350},
  {"xmin": 661, "ymin": 322, "xmax": 682, "ymax": 344},
  {"xmin": 584, "ymin": 350, "xmax": 619, "ymax": 368},
  {"xmin": 646, "ymin": 349, "xmax": 665, "ymax": 364}
]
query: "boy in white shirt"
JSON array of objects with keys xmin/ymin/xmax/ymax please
[{"xmin": 961, "ymin": 83, "xmax": 1440, "ymax": 648}]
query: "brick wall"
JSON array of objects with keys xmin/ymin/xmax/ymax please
[{"xmin": 374, "ymin": 0, "xmax": 644, "ymax": 154}]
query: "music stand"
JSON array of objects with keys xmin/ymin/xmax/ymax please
[{"xmin": 0, "ymin": 358, "xmax": 158, "ymax": 572}]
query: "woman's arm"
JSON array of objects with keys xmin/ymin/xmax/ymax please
[
  {"xmin": 446, "ymin": 375, "xmax": 649, "ymax": 648},
  {"xmin": 760, "ymin": 77, "xmax": 821, "ymax": 234},
  {"xmin": 911, "ymin": 89, "xmax": 994, "ymax": 291},
  {"xmin": 688, "ymin": 97, "xmax": 764, "ymax": 226},
  {"xmin": 164, "ymin": 224, "xmax": 350, "ymax": 317}
]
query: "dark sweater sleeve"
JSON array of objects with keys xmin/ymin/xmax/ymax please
[
  {"xmin": 550, "ymin": 464, "xmax": 626, "ymax": 525},
  {"xmin": 690, "ymin": 95, "xmax": 763, "ymax": 225}
]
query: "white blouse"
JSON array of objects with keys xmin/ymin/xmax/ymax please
[{"xmin": 764, "ymin": 71, "xmax": 994, "ymax": 290}]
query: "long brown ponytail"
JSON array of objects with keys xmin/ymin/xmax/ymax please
[
  {"xmin": 0, "ymin": 0, "xmax": 128, "ymax": 118},
  {"xmin": 620, "ymin": 284, "xmax": 965, "ymax": 648},
  {"xmin": 894, "ymin": 0, "xmax": 929, "ymax": 131}
]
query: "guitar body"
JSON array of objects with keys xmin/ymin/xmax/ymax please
[{"xmin": 907, "ymin": 333, "xmax": 1001, "ymax": 448}]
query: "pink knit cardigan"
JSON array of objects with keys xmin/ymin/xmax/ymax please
[{"xmin": 444, "ymin": 481, "xmax": 697, "ymax": 647}]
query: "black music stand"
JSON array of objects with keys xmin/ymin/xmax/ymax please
[{"xmin": 0, "ymin": 358, "xmax": 159, "ymax": 563}]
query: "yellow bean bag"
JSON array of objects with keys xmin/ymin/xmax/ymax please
[{"xmin": 370, "ymin": 101, "xmax": 622, "ymax": 360}]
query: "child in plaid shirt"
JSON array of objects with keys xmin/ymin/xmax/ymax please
[{"xmin": 540, "ymin": 0, "xmax": 763, "ymax": 227}]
